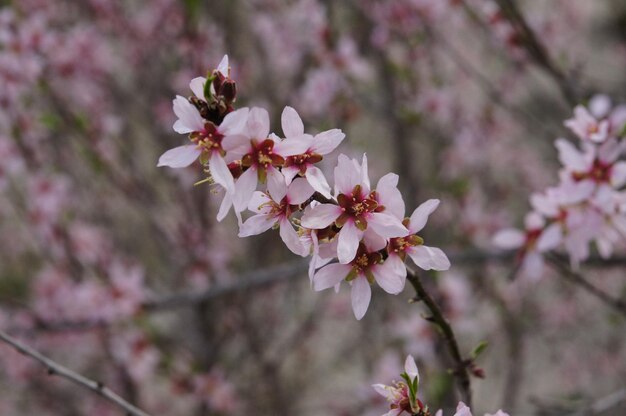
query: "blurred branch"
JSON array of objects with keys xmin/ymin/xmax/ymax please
[
  {"xmin": 492, "ymin": 0, "xmax": 580, "ymax": 105},
  {"xmin": 0, "ymin": 329, "xmax": 151, "ymax": 416},
  {"xmin": 573, "ymin": 388, "xmax": 626, "ymax": 416},
  {"xmin": 406, "ymin": 268, "xmax": 473, "ymax": 408},
  {"xmin": 547, "ymin": 254, "xmax": 626, "ymax": 318}
]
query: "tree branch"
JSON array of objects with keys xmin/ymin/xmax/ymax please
[
  {"xmin": 547, "ymin": 254, "xmax": 626, "ymax": 318},
  {"xmin": 406, "ymin": 268, "xmax": 473, "ymax": 408},
  {"xmin": 0, "ymin": 329, "xmax": 152, "ymax": 416}
]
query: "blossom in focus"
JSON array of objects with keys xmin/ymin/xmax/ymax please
[
  {"xmin": 372, "ymin": 355, "xmax": 426, "ymax": 416},
  {"xmin": 239, "ymin": 177, "xmax": 314, "ymax": 256},
  {"xmin": 278, "ymin": 106, "xmax": 345, "ymax": 198},
  {"xmin": 312, "ymin": 232, "xmax": 405, "ymax": 320},
  {"xmin": 301, "ymin": 154, "xmax": 408, "ymax": 264}
]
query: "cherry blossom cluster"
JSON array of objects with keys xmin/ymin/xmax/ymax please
[
  {"xmin": 159, "ymin": 55, "xmax": 451, "ymax": 319},
  {"xmin": 373, "ymin": 355, "xmax": 508, "ymax": 416},
  {"xmin": 494, "ymin": 95, "xmax": 626, "ymax": 277}
]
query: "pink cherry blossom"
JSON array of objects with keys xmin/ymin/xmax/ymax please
[
  {"xmin": 278, "ymin": 106, "xmax": 345, "ymax": 198},
  {"xmin": 312, "ymin": 232, "xmax": 405, "ymax": 320},
  {"xmin": 238, "ymin": 177, "xmax": 314, "ymax": 256},
  {"xmin": 301, "ymin": 154, "xmax": 408, "ymax": 264},
  {"xmin": 564, "ymin": 104, "xmax": 610, "ymax": 143}
]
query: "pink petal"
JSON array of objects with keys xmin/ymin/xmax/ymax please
[
  {"xmin": 282, "ymin": 165, "xmax": 301, "ymax": 185},
  {"xmin": 371, "ymin": 384, "xmax": 391, "ymax": 398},
  {"xmin": 266, "ymin": 166, "xmax": 287, "ymax": 202},
  {"xmin": 360, "ymin": 154, "xmax": 370, "ymax": 192},
  {"xmin": 404, "ymin": 355, "xmax": 419, "ymax": 381},
  {"xmin": 368, "ymin": 212, "xmax": 408, "ymax": 238},
  {"xmin": 351, "ymin": 276, "xmax": 371, "ymax": 320},
  {"xmin": 313, "ymin": 263, "xmax": 351, "ymax": 291},
  {"xmin": 611, "ymin": 161, "xmax": 626, "ymax": 187},
  {"xmin": 221, "ymin": 134, "xmax": 250, "ymax": 152},
  {"xmin": 334, "ymin": 154, "xmax": 362, "ymax": 196},
  {"xmin": 555, "ymin": 138, "xmax": 588, "ymax": 171},
  {"xmin": 492, "ymin": 229, "xmax": 525, "ymax": 249},
  {"xmin": 157, "ymin": 145, "xmax": 201, "ymax": 168},
  {"xmin": 247, "ymin": 191, "xmax": 271, "ymax": 213},
  {"xmin": 209, "ymin": 151, "xmax": 235, "ymax": 192},
  {"xmin": 305, "ymin": 166, "xmax": 332, "ymax": 198},
  {"xmin": 301, "ymin": 204, "xmax": 342, "ymax": 229},
  {"xmin": 219, "ymin": 107, "xmax": 249, "ymax": 135},
  {"xmin": 310, "ymin": 129, "xmax": 345, "ymax": 155},
  {"xmin": 238, "ymin": 214, "xmax": 277, "ymax": 237},
  {"xmin": 408, "ymin": 199, "xmax": 440, "ymax": 233},
  {"xmin": 376, "ymin": 173, "xmax": 405, "ymax": 219},
  {"xmin": 454, "ymin": 402, "xmax": 472, "ymax": 416},
  {"xmin": 372, "ymin": 257, "xmax": 405, "ymax": 294},
  {"xmin": 247, "ymin": 107, "xmax": 270, "ymax": 139},
  {"xmin": 286, "ymin": 177, "xmax": 315, "ymax": 205},
  {"xmin": 273, "ymin": 135, "xmax": 314, "ymax": 157},
  {"xmin": 189, "ymin": 77, "xmax": 206, "ymax": 100},
  {"xmin": 536, "ymin": 223, "xmax": 562, "ymax": 252},
  {"xmin": 172, "ymin": 95, "xmax": 204, "ymax": 133},
  {"xmin": 337, "ymin": 220, "xmax": 362, "ymax": 264},
  {"xmin": 407, "ymin": 245, "xmax": 451, "ymax": 271},
  {"xmin": 279, "ymin": 218, "xmax": 306, "ymax": 256},
  {"xmin": 233, "ymin": 167, "xmax": 258, "ymax": 212},
  {"xmin": 217, "ymin": 192, "xmax": 234, "ymax": 222},
  {"xmin": 216, "ymin": 54, "xmax": 229, "ymax": 76},
  {"xmin": 363, "ymin": 229, "xmax": 387, "ymax": 252},
  {"xmin": 281, "ymin": 106, "xmax": 304, "ymax": 137}
]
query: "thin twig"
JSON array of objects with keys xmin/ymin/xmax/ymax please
[
  {"xmin": 0, "ymin": 329, "xmax": 152, "ymax": 416},
  {"xmin": 406, "ymin": 268, "xmax": 473, "ymax": 407},
  {"xmin": 547, "ymin": 254, "xmax": 626, "ymax": 318}
]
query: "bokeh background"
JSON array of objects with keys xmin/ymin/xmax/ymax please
[{"xmin": 1, "ymin": 0, "xmax": 626, "ymax": 415}]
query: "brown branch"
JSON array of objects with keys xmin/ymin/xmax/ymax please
[
  {"xmin": 547, "ymin": 254, "xmax": 626, "ymax": 318},
  {"xmin": 0, "ymin": 329, "xmax": 152, "ymax": 416},
  {"xmin": 406, "ymin": 268, "xmax": 473, "ymax": 408}
]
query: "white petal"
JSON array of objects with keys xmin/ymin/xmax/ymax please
[
  {"xmin": 611, "ymin": 161, "xmax": 626, "ymax": 188},
  {"xmin": 363, "ymin": 229, "xmax": 387, "ymax": 252},
  {"xmin": 305, "ymin": 166, "xmax": 332, "ymax": 198},
  {"xmin": 404, "ymin": 355, "xmax": 419, "ymax": 381},
  {"xmin": 273, "ymin": 135, "xmax": 314, "ymax": 157},
  {"xmin": 219, "ymin": 107, "xmax": 249, "ymax": 135},
  {"xmin": 217, "ymin": 54, "xmax": 229, "ymax": 76},
  {"xmin": 157, "ymin": 145, "xmax": 201, "ymax": 168},
  {"xmin": 221, "ymin": 134, "xmax": 250, "ymax": 152},
  {"xmin": 247, "ymin": 191, "xmax": 271, "ymax": 213},
  {"xmin": 282, "ymin": 165, "xmax": 301, "ymax": 185},
  {"xmin": 217, "ymin": 192, "xmax": 233, "ymax": 222},
  {"xmin": 301, "ymin": 204, "xmax": 342, "ymax": 229},
  {"xmin": 376, "ymin": 173, "xmax": 405, "ymax": 219},
  {"xmin": 368, "ymin": 212, "xmax": 408, "ymax": 238},
  {"xmin": 555, "ymin": 138, "xmax": 588, "ymax": 171},
  {"xmin": 536, "ymin": 223, "xmax": 562, "ymax": 252},
  {"xmin": 408, "ymin": 245, "xmax": 451, "ymax": 271},
  {"xmin": 209, "ymin": 151, "xmax": 235, "ymax": 192},
  {"xmin": 247, "ymin": 107, "xmax": 270, "ymax": 139},
  {"xmin": 238, "ymin": 214, "xmax": 276, "ymax": 237},
  {"xmin": 371, "ymin": 384, "xmax": 391, "ymax": 398},
  {"xmin": 337, "ymin": 221, "xmax": 362, "ymax": 264},
  {"xmin": 172, "ymin": 95, "xmax": 204, "ymax": 133},
  {"xmin": 286, "ymin": 177, "xmax": 315, "ymax": 205},
  {"xmin": 409, "ymin": 199, "xmax": 440, "ymax": 233},
  {"xmin": 281, "ymin": 106, "xmax": 304, "ymax": 137},
  {"xmin": 310, "ymin": 129, "xmax": 345, "ymax": 155},
  {"xmin": 279, "ymin": 218, "xmax": 306, "ymax": 256},
  {"xmin": 266, "ymin": 166, "xmax": 287, "ymax": 202},
  {"xmin": 334, "ymin": 154, "xmax": 362, "ymax": 195},
  {"xmin": 361, "ymin": 154, "xmax": 370, "ymax": 192},
  {"xmin": 233, "ymin": 167, "xmax": 258, "ymax": 212},
  {"xmin": 313, "ymin": 263, "xmax": 351, "ymax": 291},
  {"xmin": 189, "ymin": 76, "xmax": 206, "ymax": 100},
  {"xmin": 351, "ymin": 277, "xmax": 372, "ymax": 320},
  {"xmin": 492, "ymin": 229, "xmax": 525, "ymax": 249},
  {"xmin": 373, "ymin": 257, "xmax": 406, "ymax": 294}
]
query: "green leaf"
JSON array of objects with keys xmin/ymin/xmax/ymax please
[{"xmin": 471, "ymin": 340, "xmax": 489, "ymax": 360}]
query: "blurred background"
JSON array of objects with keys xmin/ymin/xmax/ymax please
[{"xmin": 1, "ymin": 0, "xmax": 626, "ymax": 415}]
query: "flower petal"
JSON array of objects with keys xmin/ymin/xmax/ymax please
[
  {"xmin": 536, "ymin": 223, "xmax": 562, "ymax": 252},
  {"xmin": 310, "ymin": 129, "xmax": 345, "ymax": 155},
  {"xmin": 301, "ymin": 204, "xmax": 342, "ymax": 229},
  {"xmin": 305, "ymin": 166, "xmax": 332, "ymax": 198},
  {"xmin": 233, "ymin": 167, "xmax": 258, "ymax": 212},
  {"xmin": 172, "ymin": 95, "xmax": 204, "ymax": 133},
  {"xmin": 492, "ymin": 229, "xmax": 525, "ymax": 249},
  {"xmin": 273, "ymin": 135, "xmax": 314, "ymax": 157},
  {"xmin": 376, "ymin": 173, "xmax": 405, "ymax": 219},
  {"xmin": 281, "ymin": 106, "xmax": 304, "ymax": 137},
  {"xmin": 157, "ymin": 145, "xmax": 201, "ymax": 168},
  {"xmin": 409, "ymin": 199, "xmax": 440, "ymax": 234},
  {"xmin": 279, "ymin": 218, "xmax": 306, "ymax": 256},
  {"xmin": 351, "ymin": 276, "xmax": 371, "ymax": 320},
  {"xmin": 219, "ymin": 107, "xmax": 249, "ymax": 135},
  {"xmin": 209, "ymin": 151, "xmax": 235, "ymax": 192},
  {"xmin": 313, "ymin": 263, "xmax": 351, "ymax": 291},
  {"xmin": 286, "ymin": 177, "xmax": 315, "ymax": 205},
  {"xmin": 267, "ymin": 166, "xmax": 287, "ymax": 202},
  {"xmin": 337, "ymin": 221, "xmax": 362, "ymax": 264},
  {"xmin": 238, "ymin": 214, "xmax": 276, "ymax": 237},
  {"xmin": 189, "ymin": 77, "xmax": 206, "ymax": 100},
  {"xmin": 404, "ymin": 355, "xmax": 419, "ymax": 381},
  {"xmin": 368, "ymin": 212, "xmax": 408, "ymax": 238},
  {"xmin": 407, "ymin": 245, "xmax": 451, "ymax": 271},
  {"xmin": 247, "ymin": 107, "xmax": 270, "ymax": 139},
  {"xmin": 217, "ymin": 54, "xmax": 229, "ymax": 76},
  {"xmin": 373, "ymin": 254, "xmax": 406, "ymax": 294}
]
